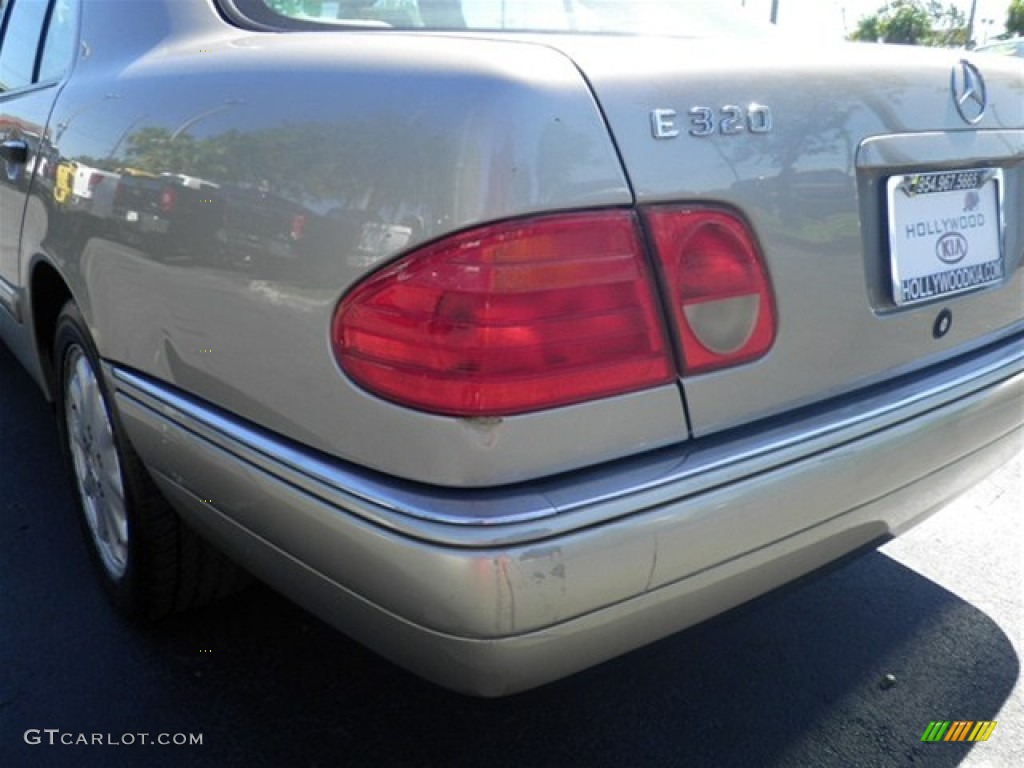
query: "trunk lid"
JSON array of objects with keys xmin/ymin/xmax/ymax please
[{"xmin": 547, "ymin": 37, "xmax": 1024, "ymax": 435}]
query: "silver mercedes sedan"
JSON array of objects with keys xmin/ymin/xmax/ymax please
[{"xmin": 1, "ymin": 0, "xmax": 1021, "ymax": 696}]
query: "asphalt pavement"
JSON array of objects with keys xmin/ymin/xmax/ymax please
[{"xmin": 1, "ymin": 340, "xmax": 1021, "ymax": 768}]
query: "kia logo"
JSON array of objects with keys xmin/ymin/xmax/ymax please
[{"xmin": 936, "ymin": 232, "xmax": 968, "ymax": 264}]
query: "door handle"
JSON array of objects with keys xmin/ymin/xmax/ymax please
[{"xmin": 0, "ymin": 140, "xmax": 29, "ymax": 165}]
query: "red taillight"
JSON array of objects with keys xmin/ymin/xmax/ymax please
[
  {"xmin": 159, "ymin": 186, "xmax": 177, "ymax": 214},
  {"xmin": 332, "ymin": 212, "xmax": 673, "ymax": 416},
  {"xmin": 644, "ymin": 208, "xmax": 775, "ymax": 374},
  {"xmin": 88, "ymin": 173, "xmax": 104, "ymax": 192}
]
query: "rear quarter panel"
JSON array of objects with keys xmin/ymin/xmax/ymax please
[{"xmin": 35, "ymin": 2, "xmax": 687, "ymax": 486}]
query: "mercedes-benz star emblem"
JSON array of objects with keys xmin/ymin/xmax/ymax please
[{"xmin": 951, "ymin": 60, "xmax": 987, "ymax": 125}]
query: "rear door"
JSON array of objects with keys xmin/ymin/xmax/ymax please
[{"xmin": 0, "ymin": 0, "xmax": 77, "ymax": 320}]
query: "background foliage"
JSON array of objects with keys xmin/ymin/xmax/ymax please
[{"xmin": 849, "ymin": 0, "xmax": 969, "ymax": 45}]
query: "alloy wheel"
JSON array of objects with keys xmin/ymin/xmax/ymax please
[{"xmin": 63, "ymin": 345, "xmax": 128, "ymax": 579}]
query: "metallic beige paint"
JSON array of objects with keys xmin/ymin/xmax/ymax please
[{"xmin": 2, "ymin": 0, "xmax": 1022, "ymax": 694}]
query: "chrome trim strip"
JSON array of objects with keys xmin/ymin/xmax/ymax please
[
  {"xmin": 111, "ymin": 331, "xmax": 1024, "ymax": 540},
  {"xmin": 857, "ymin": 130, "xmax": 1024, "ymax": 170},
  {"xmin": 111, "ymin": 368, "xmax": 558, "ymax": 528}
]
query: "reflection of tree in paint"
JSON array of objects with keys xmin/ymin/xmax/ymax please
[{"xmin": 117, "ymin": 121, "xmax": 460, "ymax": 209}]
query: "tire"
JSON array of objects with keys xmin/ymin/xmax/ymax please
[{"xmin": 53, "ymin": 301, "xmax": 248, "ymax": 619}]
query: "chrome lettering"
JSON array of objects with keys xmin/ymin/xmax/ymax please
[
  {"xmin": 651, "ymin": 105, "xmax": 774, "ymax": 139},
  {"xmin": 688, "ymin": 107, "xmax": 714, "ymax": 137},
  {"xmin": 747, "ymin": 103, "xmax": 773, "ymax": 133},
  {"xmin": 650, "ymin": 109, "xmax": 679, "ymax": 139},
  {"xmin": 719, "ymin": 105, "xmax": 744, "ymax": 135}
]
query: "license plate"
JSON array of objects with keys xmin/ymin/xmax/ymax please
[{"xmin": 886, "ymin": 168, "xmax": 1004, "ymax": 307}]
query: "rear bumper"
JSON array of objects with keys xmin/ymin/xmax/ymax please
[{"xmin": 111, "ymin": 333, "xmax": 1024, "ymax": 696}]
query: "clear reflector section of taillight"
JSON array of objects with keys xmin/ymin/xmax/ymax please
[{"xmin": 644, "ymin": 208, "xmax": 776, "ymax": 374}]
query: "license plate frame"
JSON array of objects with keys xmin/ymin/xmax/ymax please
[{"xmin": 886, "ymin": 168, "xmax": 1004, "ymax": 307}]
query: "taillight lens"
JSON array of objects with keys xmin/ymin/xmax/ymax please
[
  {"xmin": 332, "ymin": 211, "xmax": 673, "ymax": 416},
  {"xmin": 159, "ymin": 186, "xmax": 177, "ymax": 214},
  {"xmin": 644, "ymin": 208, "xmax": 776, "ymax": 374}
]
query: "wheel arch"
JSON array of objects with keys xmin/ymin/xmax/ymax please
[{"xmin": 29, "ymin": 259, "xmax": 73, "ymax": 401}]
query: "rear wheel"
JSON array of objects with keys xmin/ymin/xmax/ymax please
[{"xmin": 53, "ymin": 301, "xmax": 247, "ymax": 618}]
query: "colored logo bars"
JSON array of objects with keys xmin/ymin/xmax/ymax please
[{"xmin": 921, "ymin": 721, "xmax": 997, "ymax": 742}]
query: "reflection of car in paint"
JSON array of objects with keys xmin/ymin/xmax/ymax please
[
  {"xmin": 111, "ymin": 171, "xmax": 166, "ymax": 232},
  {"xmin": 973, "ymin": 36, "xmax": 1024, "ymax": 58},
  {"xmin": 218, "ymin": 183, "xmax": 306, "ymax": 267},
  {"xmin": 53, "ymin": 161, "xmax": 75, "ymax": 203},
  {"xmin": 0, "ymin": 126, "xmax": 41, "ymax": 188},
  {"xmin": 1, "ymin": 0, "xmax": 1022, "ymax": 698},
  {"xmin": 53, "ymin": 161, "xmax": 118, "ymax": 215},
  {"xmin": 72, "ymin": 163, "xmax": 118, "ymax": 203},
  {"xmin": 293, "ymin": 206, "xmax": 417, "ymax": 270},
  {"xmin": 112, "ymin": 172, "xmax": 223, "ymax": 259}
]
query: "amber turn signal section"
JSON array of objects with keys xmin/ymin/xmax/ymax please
[
  {"xmin": 643, "ymin": 208, "xmax": 776, "ymax": 374},
  {"xmin": 332, "ymin": 211, "xmax": 674, "ymax": 416}
]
